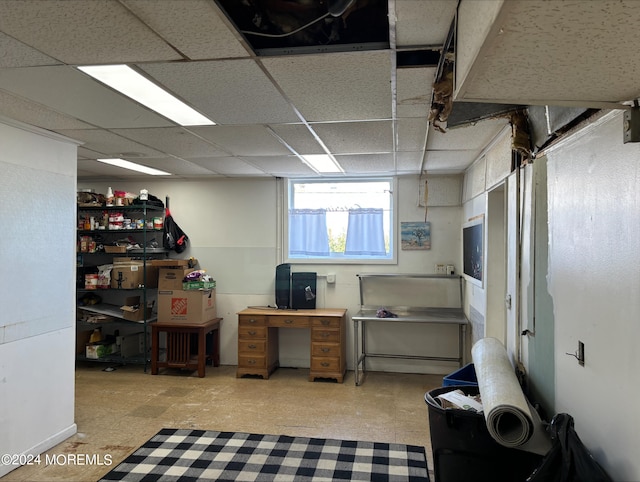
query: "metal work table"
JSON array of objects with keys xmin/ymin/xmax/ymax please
[{"xmin": 352, "ymin": 274, "xmax": 468, "ymax": 386}]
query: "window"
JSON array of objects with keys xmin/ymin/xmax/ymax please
[{"xmin": 286, "ymin": 178, "xmax": 395, "ymax": 263}]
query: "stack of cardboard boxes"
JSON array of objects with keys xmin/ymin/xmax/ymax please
[{"xmin": 154, "ymin": 260, "xmax": 217, "ymax": 324}]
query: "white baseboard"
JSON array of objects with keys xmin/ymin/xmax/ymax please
[{"xmin": 0, "ymin": 424, "xmax": 77, "ymax": 478}]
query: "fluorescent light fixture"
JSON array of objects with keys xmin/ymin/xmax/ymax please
[
  {"xmin": 78, "ymin": 64, "xmax": 215, "ymax": 126},
  {"xmin": 301, "ymin": 154, "xmax": 344, "ymax": 173},
  {"xmin": 97, "ymin": 158, "xmax": 171, "ymax": 176}
]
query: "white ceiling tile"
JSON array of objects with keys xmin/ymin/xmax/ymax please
[
  {"xmin": 122, "ymin": 0, "xmax": 249, "ymax": 60},
  {"xmin": 397, "ymin": 104, "xmax": 430, "ymax": 119},
  {"xmin": 187, "ymin": 157, "xmax": 270, "ymax": 177},
  {"xmin": 423, "ymin": 150, "xmax": 481, "ymax": 172},
  {"xmin": 111, "ymin": 127, "xmax": 228, "ymax": 158},
  {"xmin": 0, "ymin": 32, "xmax": 60, "ymax": 68},
  {"xmin": 397, "ymin": 117, "xmax": 428, "ymax": 152},
  {"xmin": 311, "ymin": 121, "xmax": 393, "ymax": 154},
  {"xmin": 0, "ymin": 0, "xmax": 181, "ymax": 64},
  {"xmin": 243, "ymin": 155, "xmax": 317, "ymax": 177},
  {"xmin": 335, "ymin": 154, "xmax": 395, "ymax": 174},
  {"xmin": 426, "ymin": 118, "xmax": 509, "ymax": 150},
  {"xmin": 55, "ymin": 129, "xmax": 166, "ymax": 158},
  {"xmin": 0, "ymin": 90, "xmax": 94, "ymax": 130},
  {"xmin": 77, "ymin": 159, "xmax": 145, "ymax": 179},
  {"xmin": 78, "ymin": 147, "xmax": 107, "ymax": 160},
  {"xmin": 139, "ymin": 59, "xmax": 300, "ymax": 125},
  {"xmin": 396, "ymin": 151, "xmax": 423, "ymax": 172},
  {"xmin": 269, "ymin": 124, "xmax": 326, "ymax": 155},
  {"xmin": 128, "ymin": 157, "xmax": 214, "ymax": 177},
  {"xmin": 188, "ymin": 125, "xmax": 292, "ymax": 156},
  {"xmin": 0, "ymin": 66, "xmax": 173, "ymax": 128},
  {"xmin": 395, "ymin": 0, "xmax": 457, "ymax": 47},
  {"xmin": 262, "ymin": 51, "xmax": 392, "ymax": 122},
  {"xmin": 5, "ymin": 0, "xmax": 635, "ymax": 181},
  {"xmin": 396, "ymin": 67, "xmax": 435, "ymax": 118}
]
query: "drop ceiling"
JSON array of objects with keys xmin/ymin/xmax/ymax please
[{"xmin": 0, "ymin": 0, "xmax": 637, "ymax": 181}]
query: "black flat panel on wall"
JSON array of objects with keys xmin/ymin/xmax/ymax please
[
  {"xmin": 275, "ymin": 263, "xmax": 291, "ymax": 309},
  {"xmin": 291, "ymin": 272, "xmax": 316, "ymax": 310}
]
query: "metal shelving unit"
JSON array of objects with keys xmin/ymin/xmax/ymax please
[{"xmin": 76, "ymin": 201, "xmax": 167, "ymax": 370}]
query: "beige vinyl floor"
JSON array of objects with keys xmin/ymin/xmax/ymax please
[{"xmin": 4, "ymin": 363, "xmax": 441, "ymax": 482}]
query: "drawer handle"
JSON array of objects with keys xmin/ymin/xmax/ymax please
[
  {"xmin": 321, "ymin": 348, "xmax": 330, "ymax": 353},
  {"xmin": 320, "ymin": 332, "xmax": 330, "ymax": 338},
  {"xmin": 249, "ymin": 318, "xmax": 257, "ymax": 323},
  {"xmin": 284, "ymin": 319, "xmax": 293, "ymax": 324},
  {"xmin": 248, "ymin": 344, "xmax": 257, "ymax": 349},
  {"xmin": 321, "ymin": 362, "xmax": 330, "ymax": 367},
  {"xmin": 248, "ymin": 331, "xmax": 257, "ymax": 335},
  {"xmin": 321, "ymin": 319, "xmax": 330, "ymax": 325},
  {"xmin": 248, "ymin": 359, "xmax": 256, "ymax": 365}
]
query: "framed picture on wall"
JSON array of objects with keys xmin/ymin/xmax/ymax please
[
  {"xmin": 463, "ymin": 216, "xmax": 484, "ymax": 286},
  {"xmin": 401, "ymin": 221, "xmax": 431, "ymax": 250}
]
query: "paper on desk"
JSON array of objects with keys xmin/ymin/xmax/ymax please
[{"xmin": 437, "ymin": 389, "xmax": 483, "ymax": 413}]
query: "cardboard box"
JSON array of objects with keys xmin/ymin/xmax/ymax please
[
  {"xmin": 158, "ymin": 267, "xmax": 194, "ymax": 290},
  {"xmin": 86, "ymin": 342, "xmax": 117, "ymax": 359},
  {"xmin": 76, "ymin": 330, "xmax": 93, "ymax": 355},
  {"xmin": 157, "ymin": 289, "xmax": 216, "ymax": 324},
  {"xmin": 120, "ymin": 296, "xmax": 152, "ymax": 322},
  {"xmin": 151, "ymin": 259, "xmax": 191, "ymax": 267},
  {"xmin": 118, "ymin": 332, "xmax": 145, "ymax": 357},
  {"xmin": 104, "ymin": 245, "xmax": 127, "ymax": 253},
  {"xmin": 111, "ymin": 258, "xmax": 158, "ymax": 289},
  {"xmin": 182, "ymin": 280, "xmax": 216, "ymax": 290}
]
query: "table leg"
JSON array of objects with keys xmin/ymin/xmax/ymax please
[
  {"xmin": 212, "ymin": 327, "xmax": 220, "ymax": 367},
  {"xmin": 197, "ymin": 327, "xmax": 206, "ymax": 378},
  {"xmin": 151, "ymin": 325, "xmax": 159, "ymax": 375}
]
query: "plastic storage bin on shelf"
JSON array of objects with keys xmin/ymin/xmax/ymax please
[
  {"xmin": 424, "ymin": 385, "xmax": 542, "ymax": 482},
  {"xmin": 442, "ymin": 362, "xmax": 478, "ymax": 387}
]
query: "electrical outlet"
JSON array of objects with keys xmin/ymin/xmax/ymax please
[{"xmin": 435, "ymin": 264, "xmax": 446, "ymax": 274}]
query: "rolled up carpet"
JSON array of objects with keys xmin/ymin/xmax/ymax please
[{"xmin": 471, "ymin": 337, "xmax": 534, "ymax": 448}]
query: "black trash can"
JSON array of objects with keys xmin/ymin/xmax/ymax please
[{"xmin": 425, "ymin": 385, "xmax": 543, "ymax": 482}]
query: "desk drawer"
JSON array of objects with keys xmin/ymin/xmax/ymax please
[
  {"xmin": 268, "ymin": 316, "xmax": 310, "ymax": 328},
  {"xmin": 312, "ymin": 317, "xmax": 341, "ymax": 328},
  {"xmin": 238, "ymin": 326, "xmax": 267, "ymax": 339},
  {"xmin": 312, "ymin": 343, "xmax": 341, "ymax": 358},
  {"xmin": 239, "ymin": 315, "xmax": 267, "ymax": 326},
  {"xmin": 311, "ymin": 328, "xmax": 340, "ymax": 343},
  {"xmin": 238, "ymin": 340, "xmax": 266, "ymax": 354},
  {"xmin": 238, "ymin": 355, "xmax": 266, "ymax": 368},
  {"xmin": 310, "ymin": 357, "xmax": 341, "ymax": 372}
]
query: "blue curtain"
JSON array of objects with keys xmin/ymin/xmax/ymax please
[
  {"xmin": 289, "ymin": 209, "xmax": 330, "ymax": 256},
  {"xmin": 344, "ymin": 208, "xmax": 386, "ymax": 256}
]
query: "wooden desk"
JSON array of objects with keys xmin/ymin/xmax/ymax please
[
  {"xmin": 150, "ymin": 318, "xmax": 222, "ymax": 378},
  {"xmin": 236, "ymin": 308, "xmax": 347, "ymax": 382}
]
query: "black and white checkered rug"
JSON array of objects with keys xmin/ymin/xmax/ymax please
[{"xmin": 99, "ymin": 428, "xmax": 430, "ymax": 481}]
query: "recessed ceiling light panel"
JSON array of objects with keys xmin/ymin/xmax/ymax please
[
  {"xmin": 78, "ymin": 65, "xmax": 215, "ymax": 126},
  {"xmin": 97, "ymin": 158, "xmax": 171, "ymax": 176}
]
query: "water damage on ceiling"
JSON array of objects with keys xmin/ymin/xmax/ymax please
[{"xmin": 214, "ymin": 0, "xmax": 389, "ymax": 55}]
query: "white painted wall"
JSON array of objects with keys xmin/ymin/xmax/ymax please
[
  {"xmin": 0, "ymin": 117, "xmax": 78, "ymax": 478},
  {"xmin": 545, "ymin": 111, "xmax": 640, "ymax": 481},
  {"xmin": 79, "ymin": 176, "xmax": 463, "ymax": 375},
  {"xmin": 461, "ymin": 110, "xmax": 640, "ymax": 480},
  {"xmin": 461, "ymin": 128, "xmax": 513, "ymax": 347}
]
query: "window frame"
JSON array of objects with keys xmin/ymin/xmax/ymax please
[{"xmin": 284, "ymin": 177, "xmax": 397, "ymax": 265}]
